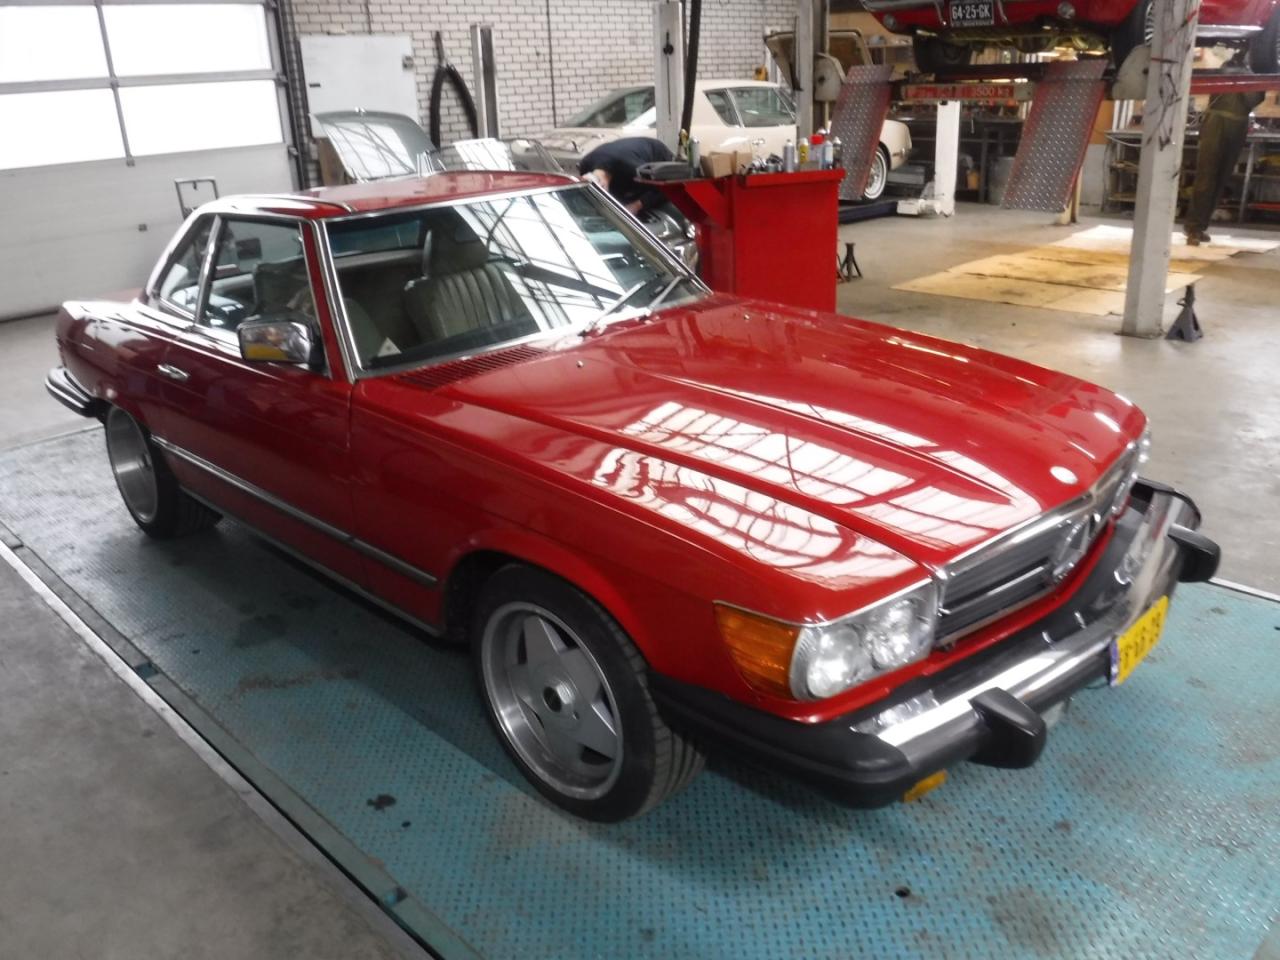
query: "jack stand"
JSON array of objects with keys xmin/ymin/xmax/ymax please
[
  {"xmin": 837, "ymin": 241, "xmax": 861, "ymax": 281},
  {"xmin": 1166, "ymin": 283, "xmax": 1203, "ymax": 342}
]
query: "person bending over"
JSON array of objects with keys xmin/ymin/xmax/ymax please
[{"xmin": 579, "ymin": 136, "xmax": 674, "ymax": 214}]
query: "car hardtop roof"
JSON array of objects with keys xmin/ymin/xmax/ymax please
[{"xmin": 198, "ymin": 170, "xmax": 580, "ymax": 220}]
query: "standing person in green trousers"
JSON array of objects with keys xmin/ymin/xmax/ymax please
[{"xmin": 1183, "ymin": 90, "xmax": 1264, "ymax": 245}]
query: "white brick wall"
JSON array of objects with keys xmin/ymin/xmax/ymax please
[{"xmin": 291, "ymin": 0, "xmax": 795, "ymax": 146}]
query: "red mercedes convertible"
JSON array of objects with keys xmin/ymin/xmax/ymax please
[
  {"xmin": 866, "ymin": 0, "xmax": 1280, "ymax": 72},
  {"xmin": 47, "ymin": 172, "xmax": 1218, "ymax": 820}
]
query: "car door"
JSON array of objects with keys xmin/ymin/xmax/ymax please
[{"xmin": 154, "ymin": 214, "xmax": 366, "ymax": 587}]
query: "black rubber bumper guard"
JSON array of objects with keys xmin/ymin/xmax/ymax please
[{"xmin": 650, "ymin": 481, "xmax": 1220, "ymax": 807}]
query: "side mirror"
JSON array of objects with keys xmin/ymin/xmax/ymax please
[{"xmin": 237, "ymin": 317, "xmax": 321, "ymax": 368}]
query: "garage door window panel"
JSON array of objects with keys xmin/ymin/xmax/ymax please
[
  {"xmin": 202, "ymin": 219, "xmax": 313, "ymax": 333},
  {"xmin": 0, "ymin": 6, "xmax": 108, "ymax": 82},
  {"xmin": 104, "ymin": 4, "xmax": 272, "ymax": 76},
  {"xmin": 119, "ymin": 80, "xmax": 281, "ymax": 156},
  {"xmin": 0, "ymin": 89, "xmax": 125, "ymax": 170}
]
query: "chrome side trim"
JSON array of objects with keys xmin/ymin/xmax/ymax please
[
  {"xmin": 151, "ymin": 436, "xmax": 439, "ymax": 588},
  {"xmin": 180, "ymin": 489, "xmax": 442, "ymax": 637}
]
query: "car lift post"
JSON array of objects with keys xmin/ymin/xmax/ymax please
[
  {"xmin": 1121, "ymin": 0, "xmax": 1200, "ymax": 337},
  {"xmin": 652, "ymin": 1, "xmax": 685, "ymax": 151}
]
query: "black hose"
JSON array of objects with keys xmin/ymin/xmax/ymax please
[
  {"xmin": 429, "ymin": 62, "xmax": 479, "ymax": 149},
  {"xmin": 680, "ymin": 0, "xmax": 702, "ymax": 137}
]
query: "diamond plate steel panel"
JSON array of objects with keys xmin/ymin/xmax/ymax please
[
  {"xmin": 830, "ymin": 64, "xmax": 893, "ymax": 201},
  {"xmin": 1004, "ymin": 59, "xmax": 1109, "ymax": 212},
  {"xmin": 3, "ymin": 429, "xmax": 1278, "ymax": 960}
]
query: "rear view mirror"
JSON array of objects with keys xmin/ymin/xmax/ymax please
[{"xmin": 237, "ymin": 317, "xmax": 320, "ymax": 367}]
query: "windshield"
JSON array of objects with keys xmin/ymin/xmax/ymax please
[
  {"xmin": 566, "ymin": 87, "xmax": 656, "ymax": 128},
  {"xmin": 325, "ymin": 184, "xmax": 704, "ymax": 374}
]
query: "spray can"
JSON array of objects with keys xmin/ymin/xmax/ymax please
[
  {"xmin": 688, "ymin": 137, "xmax": 700, "ymax": 175},
  {"xmin": 832, "ymin": 137, "xmax": 843, "ymax": 166},
  {"xmin": 822, "ymin": 138, "xmax": 835, "ymax": 169},
  {"xmin": 782, "ymin": 139, "xmax": 796, "ymax": 172},
  {"xmin": 797, "ymin": 136, "xmax": 810, "ymax": 165}
]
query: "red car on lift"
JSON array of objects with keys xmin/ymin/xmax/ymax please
[
  {"xmin": 47, "ymin": 172, "xmax": 1218, "ymax": 820},
  {"xmin": 866, "ymin": 0, "xmax": 1280, "ymax": 73}
]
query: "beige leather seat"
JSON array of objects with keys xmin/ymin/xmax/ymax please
[{"xmin": 403, "ymin": 232, "xmax": 525, "ymax": 345}]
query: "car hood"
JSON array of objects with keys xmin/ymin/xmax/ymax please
[
  {"xmin": 538, "ymin": 128, "xmax": 628, "ymax": 160},
  {"xmin": 426, "ymin": 296, "xmax": 1146, "ymax": 570}
]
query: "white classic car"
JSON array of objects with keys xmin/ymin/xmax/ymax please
[{"xmin": 539, "ymin": 79, "xmax": 912, "ymax": 201}]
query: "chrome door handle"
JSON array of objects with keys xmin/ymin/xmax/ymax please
[{"xmin": 157, "ymin": 363, "xmax": 189, "ymax": 382}]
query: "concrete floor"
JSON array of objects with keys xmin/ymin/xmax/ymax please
[
  {"xmin": 0, "ymin": 342, "xmax": 424, "ymax": 954},
  {"xmin": 0, "ymin": 201, "xmax": 1275, "ymax": 958},
  {"xmin": 837, "ymin": 205, "xmax": 1280, "ymax": 590}
]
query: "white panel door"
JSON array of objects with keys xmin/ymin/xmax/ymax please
[
  {"xmin": 300, "ymin": 35, "xmax": 419, "ymax": 133},
  {"xmin": 0, "ymin": 145, "xmax": 292, "ymax": 319}
]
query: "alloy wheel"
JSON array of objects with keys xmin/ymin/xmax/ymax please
[
  {"xmin": 481, "ymin": 602, "xmax": 623, "ymax": 800},
  {"xmin": 106, "ymin": 411, "xmax": 159, "ymax": 524}
]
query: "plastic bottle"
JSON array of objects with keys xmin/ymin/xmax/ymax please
[{"xmin": 798, "ymin": 136, "xmax": 810, "ymax": 165}]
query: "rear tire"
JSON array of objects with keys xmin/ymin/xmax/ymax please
[
  {"xmin": 105, "ymin": 407, "xmax": 221, "ymax": 539},
  {"xmin": 1249, "ymin": 8, "xmax": 1280, "ymax": 74},
  {"xmin": 912, "ymin": 35, "xmax": 974, "ymax": 74},
  {"xmin": 473, "ymin": 564, "xmax": 703, "ymax": 821},
  {"xmin": 863, "ymin": 146, "xmax": 891, "ymax": 201}
]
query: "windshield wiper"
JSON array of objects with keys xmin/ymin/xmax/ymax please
[
  {"xmin": 579, "ymin": 280, "xmax": 649, "ymax": 338},
  {"xmin": 645, "ymin": 275, "xmax": 683, "ymax": 315}
]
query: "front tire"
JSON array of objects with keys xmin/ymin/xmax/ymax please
[
  {"xmin": 473, "ymin": 565, "xmax": 703, "ymax": 821},
  {"xmin": 105, "ymin": 407, "xmax": 220, "ymax": 538},
  {"xmin": 1111, "ymin": 0, "xmax": 1153, "ymax": 68}
]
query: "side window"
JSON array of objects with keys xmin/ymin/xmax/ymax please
[
  {"xmin": 704, "ymin": 89, "xmax": 738, "ymax": 126},
  {"xmin": 729, "ymin": 87, "xmax": 796, "ymax": 128},
  {"xmin": 155, "ymin": 218, "xmax": 213, "ymax": 316},
  {"xmin": 201, "ymin": 219, "xmax": 314, "ymax": 332}
]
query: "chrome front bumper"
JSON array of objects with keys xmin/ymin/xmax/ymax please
[
  {"xmin": 651, "ymin": 481, "xmax": 1219, "ymax": 806},
  {"xmin": 46, "ymin": 366, "xmax": 101, "ymax": 418}
]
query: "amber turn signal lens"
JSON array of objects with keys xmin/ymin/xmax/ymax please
[
  {"xmin": 902, "ymin": 770, "xmax": 947, "ymax": 803},
  {"xmin": 714, "ymin": 604, "xmax": 800, "ymax": 698}
]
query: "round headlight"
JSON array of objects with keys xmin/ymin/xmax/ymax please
[
  {"xmin": 801, "ymin": 625, "xmax": 873, "ymax": 699},
  {"xmin": 865, "ymin": 597, "xmax": 931, "ymax": 669}
]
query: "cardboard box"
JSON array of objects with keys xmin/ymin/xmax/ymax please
[{"xmin": 701, "ymin": 150, "xmax": 752, "ymax": 179}]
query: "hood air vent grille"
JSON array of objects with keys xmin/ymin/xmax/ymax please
[{"xmin": 394, "ymin": 344, "xmax": 548, "ymax": 390}]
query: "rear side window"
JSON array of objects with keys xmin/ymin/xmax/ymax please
[
  {"xmin": 729, "ymin": 87, "xmax": 796, "ymax": 128},
  {"xmin": 201, "ymin": 219, "xmax": 313, "ymax": 332},
  {"xmin": 704, "ymin": 89, "xmax": 738, "ymax": 125},
  {"xmin": 155, "ymin": 218, "xmax": 213, "ymax": 315}
]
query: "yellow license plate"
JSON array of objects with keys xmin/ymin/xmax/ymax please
[{"xmin": 1110, "ymin": 595, "xmax": 1169, "ymax": 685}]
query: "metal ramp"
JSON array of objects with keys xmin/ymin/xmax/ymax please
[
  {"xmin": 1002, "ymin": 59, "xmax": 1109, "ymax": 211},
  {"xmin": 829, "ymin": 64, "xmax": 893, "ymax": 201}
]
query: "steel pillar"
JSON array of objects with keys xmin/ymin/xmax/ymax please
[
  {"xmin": 1121, "ymin": 0, "xmax": 1200, "ymax": 337},
  {"xmin": 934, "ymin": 99, "xmax": 960, "ymax": 217},
  {"xmin": 469, "ymin": 24, "xmax": 500, "ymax": 138},
  {"xmin": 795, "ymin": 0, "xmax": 816, "ymax": 137},
  {"xmin": 653, "ymin": 1, "xmax": 685, "ymax": 151}
]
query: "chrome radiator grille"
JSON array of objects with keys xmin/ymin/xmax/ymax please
[{"xmin": 937, "ymin": 445, "xmax": 1140, "ymax": 641}]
